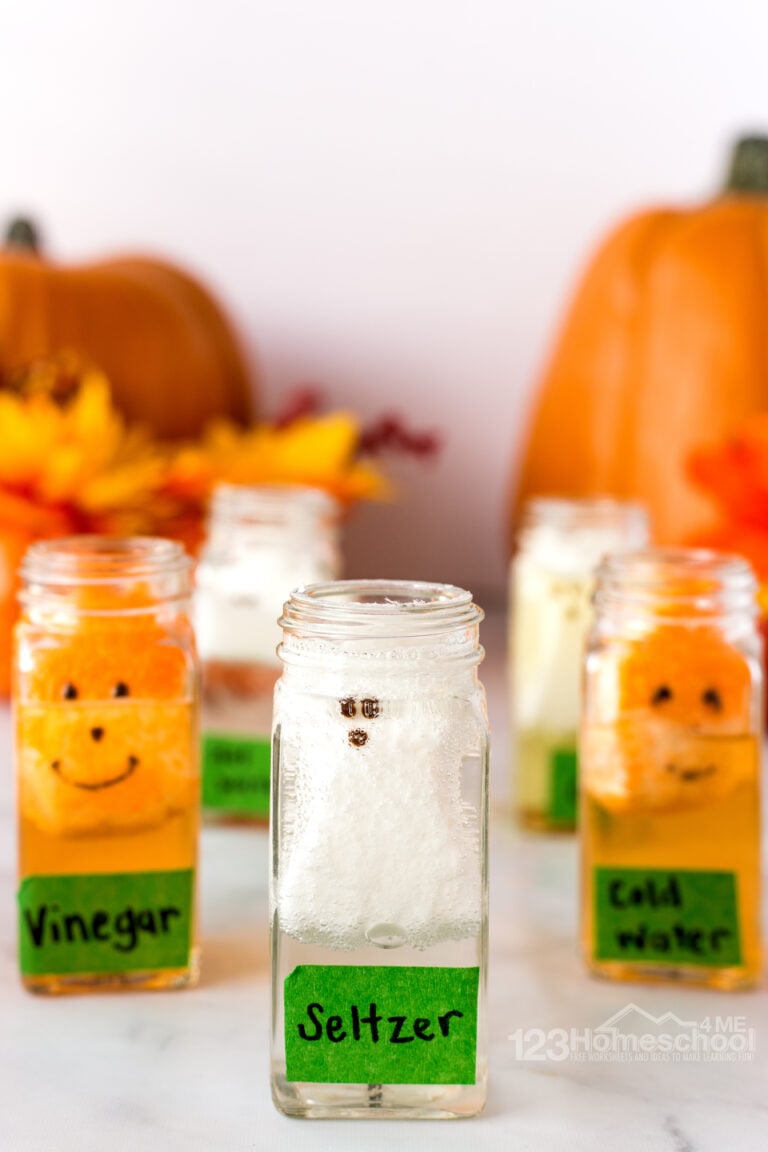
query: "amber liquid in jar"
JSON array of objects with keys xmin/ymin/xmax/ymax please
[
  {"xmin": 15, "ymin": 538, "xmax": 199, "ymax": 995},
  {"xmin": 580, "ymin": 550, "xmax": 763, "ymax": 991}
]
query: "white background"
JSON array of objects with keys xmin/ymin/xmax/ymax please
[{"xmin": 0, "ymin": 0, "xmax": 766, "ymax": 605}]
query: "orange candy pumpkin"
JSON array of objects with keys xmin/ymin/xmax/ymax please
[
  {"xmin": 17, "ymin": 622, "xmax": 197, "ymax": 837},
  {"xmin": 0, "ymin": 219, "xmax": 254, "ymax": 440},
  {"xmin": 513, "ymin": 136, "xmax": 768, "ymax": 546},
  {"xmin": 582, "ymin": 624, "xmax": 755, "ymax": 814}
]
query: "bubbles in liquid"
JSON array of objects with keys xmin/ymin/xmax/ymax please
[
  {"xmin": 276, "ymin": 675, "xmax": 484, "ymax": 949},
  {"xmin": 366, "ymin": 923, "xmax": 407, "ymax": 949}
]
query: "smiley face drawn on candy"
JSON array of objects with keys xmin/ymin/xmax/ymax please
[
  {"xmin": 17, "ymin": 627, "xmax": 197, "ymax": 837},
  {"xmin": 583, "ymin": 624, "xmax": 756, "ymax": 814},
  {"xmin": 47, "ymin": 679, "xmax": 141, "ymax": 791}
]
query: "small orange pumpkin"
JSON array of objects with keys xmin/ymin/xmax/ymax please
[
  {"xmin": 0, "ymin": 219, "xmax": 254, "ymax": 439},
  {"xmin": 512, "ymin": 136, "xmax": 768, "ymax": 546}
]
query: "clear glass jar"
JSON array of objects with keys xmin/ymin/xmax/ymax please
[
  {"xmin": 270, "ymin": 580, "xmax": 488, "ymax": 1119},
  {"xmin": 581, "ymin": 549, "xmax": 762, "ymax": 990},
  {"xmin": 510, "ymin": 497, "xmax": 649, "ymax": 830},
  {"xmin": 194, "ymin": 484, "xmax": 341, "ymax": 822},
  {"xmin": 14, "ymin": 537, "xmax": 199, "ymax": 995}
]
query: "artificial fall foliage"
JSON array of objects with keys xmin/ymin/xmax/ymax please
[
  {"xmin": 688, "ymin": 414, "xmax": 768, "ymax": 585},
  {"xmin": 0, "ymin": 352, "xmax": 438, "ymax": 544},
  {"xmin": 0, "ymin": 362, "xmax": 164, "ymax": 537},
  {"xmin": 0, "ymin": 353, "xmax": 438, "ymax": 695}
]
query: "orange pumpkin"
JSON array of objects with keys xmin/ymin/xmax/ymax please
[
  {"xmin": 0, "ymin": 218, "xmax": 254, "ymax": 439},
  {"xmin": 512, "ymin": 136, "xmax": 768, "ymax": 547}
]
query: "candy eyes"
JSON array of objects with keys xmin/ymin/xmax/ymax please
[
  {"xmin": 339, "ymin": 697, "xmax": 381, "ymax": 748},
  {"xmin": 650, "ymin": 683, "xmax": 723, "ymax": 711},
  {"xmin": 702, "ymin": 687, "xmax": 722, "ymax": 711},
  {"xmin": 339, "ymin": 698, "xmax": 380, "ymax": 719},
  {"xmin": 61, "ymin": 681, "xmax": 130, "ymax": 700}
]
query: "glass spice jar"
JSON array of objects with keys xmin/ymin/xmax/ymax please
[
  {"xmin": 581, "ymin": 549, "xmax": 763, "ymax": 990},
  {"xmin": 271, "ymin": 581, "xmax": 489, "ymax": 1119},
  {"xmin": 14, "ymin": 537, "xmax": 199, "ymax": 994},
  {"xmin": 510, "ymin": 497, "xmax": 649, "ymax": 830},
  {"xmin": 194, "ymin": 484, "xmax": 341, "ymax": 822}
]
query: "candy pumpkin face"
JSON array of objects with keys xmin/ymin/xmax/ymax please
[
  {"xmin": 583, "ymin": 625, "xmax": 756, "ymax": 813},
  {"xmin": 17, "ymin": 627, "xmax": 197, "ymax": 836}
]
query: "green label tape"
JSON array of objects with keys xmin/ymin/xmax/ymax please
[
  {"xmin": 18, "ymin": 869, "xmax": 194, "ymax": 976},
  {"xmin": 593, "ymin": 867, "xmax": 741, "ymax": 967},
  {"xmin": 202, "ymin": 732, "xmax": 271, "ymax": 815},
  {"xmin": 284, "ymin": 964, "xmax": 479, "ymax": 1085},
  {"xmin": 548, "ymin": 745, "xmax": 578, "ymax": 825}
]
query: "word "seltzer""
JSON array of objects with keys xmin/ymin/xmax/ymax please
[{"xmin": 298, "ymin": 1001, "xmax": 464, "ymax": 1044}]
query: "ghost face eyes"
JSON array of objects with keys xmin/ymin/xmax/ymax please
[
  {"xmin": 339, "ymin": 698, "xmax": 380, "ymax": 719},
  {"xmin": 339, "ymin": 697, "xmax": 381, "ymax": 747}
]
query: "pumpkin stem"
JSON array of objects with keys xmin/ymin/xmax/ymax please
[
  {"xmin": 4, "ymin": 217, "xmax": 41, "ymax": 253},
  {"xmin": 725, "ymin": 136, "xmax": 768, "ymax": 194}
]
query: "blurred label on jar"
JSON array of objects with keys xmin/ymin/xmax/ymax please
[
  {"xmin": 202, "ymin": 732, "xmax": 271, "ymax": 815},
  {"xmin": 548, "ymin": 746, "xmax": 578, "ymax": 825}
]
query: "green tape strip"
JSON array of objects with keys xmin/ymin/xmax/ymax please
[
  {"xmin": 593, "ymin": 867, "xmax": 741, "ymax": 967},
  {"xmin": 18, "ymin": 869, "xmax": 194, "ymax": 976},
  {"xmin": 202, "ymin": 732, "xmax": 271, "ymax": 815},
  {"xmin": 548, "ymin": 745, "xmax": 578, "ymax": 825},
  {"xmin": 284, "ymin": 964, "xmax": 479, "ymax": 1085}
]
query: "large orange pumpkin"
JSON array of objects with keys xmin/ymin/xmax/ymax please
[
  {"xmin": 512, "ymin": 137, "xmax": 768, "ymax": 546},
  {"xmin": 0, "ymin": 218, "xmax": 254, "ymax": 438}
]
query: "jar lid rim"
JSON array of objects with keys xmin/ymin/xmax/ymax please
[
  {"xmin": 279, "ymin": 579, "xmax": 484, "ymax": 643},
  {"xmin": 20, "ymin": 535, "xmax": 191, "ymax": 585},
  {"xmin": 286, "ymin": 579, "xmax": 475, "ymax": 613}
]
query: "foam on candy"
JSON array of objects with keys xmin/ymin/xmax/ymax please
[{"xmin": 275, "ymin": 674, "xmax": 484, "ymax": 950}]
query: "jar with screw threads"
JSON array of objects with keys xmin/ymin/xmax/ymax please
[
  {"xmin": 194, "ymin": 483, "xmax": 341, "ymax": 822},
  {"xmin": 510, "ymin": 497, "xmax": 649, "ymax": 830},
  {"xmin": 14, "ymin": 537, "xmax": 199, "ymax": 994},
  {"xmin": 271, "ymin": 580, "xmax": 489, "ymax": 1119},
  {"xmin": 581, "ymin": 549, "xmax": 762, "ymax": 990}
]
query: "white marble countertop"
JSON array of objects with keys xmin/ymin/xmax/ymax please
[{"xmin": 1, "ymin": 608, "xmax": 766, "ymax": 1151}]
